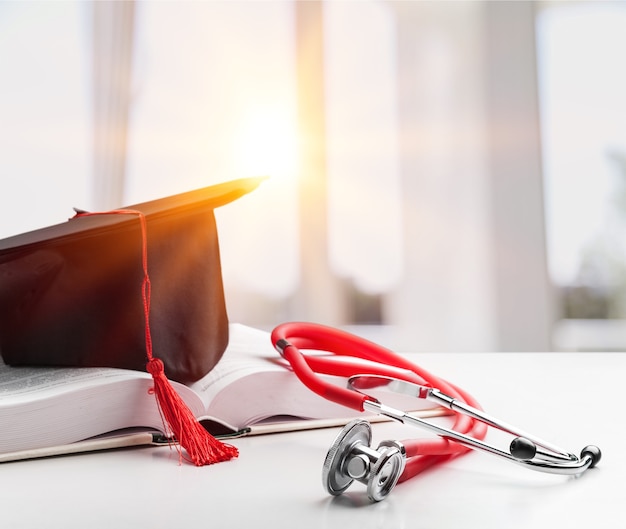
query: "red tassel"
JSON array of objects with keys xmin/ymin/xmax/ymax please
[
  {"xmin": 74, "ymin": 208, "xmax": 238, "ymax": 466},
  {"xmin": 147, "ymin": 358, "xmax": 239, "ymax": 465}
]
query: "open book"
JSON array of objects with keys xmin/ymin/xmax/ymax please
[{"xmin": 0, "ymin": 324, "xmax": 443, "ymax": 462}]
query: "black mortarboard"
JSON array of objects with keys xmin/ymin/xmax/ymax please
[{"xmin": 0, "ymin": 177, "xmax": 263, "ymax": 385}]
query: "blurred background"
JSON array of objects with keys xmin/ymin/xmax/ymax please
[{"xmin": 1, "ymin": 0, "xmax": 625, "ymax": 352}]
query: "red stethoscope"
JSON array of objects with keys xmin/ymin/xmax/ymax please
[{"xmin": 271, "ymin": 322, "xmax": 601, "ymax": 502}]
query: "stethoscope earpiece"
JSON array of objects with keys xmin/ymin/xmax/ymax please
[
  {"xmin": 580, "ymin": 445, "xmax": 602, "ymax": 468},
  {"xmin": 323, "ymin": 419, "xmax": 406, "ymax": 502},
  {"xmin": 509, "ymin": 437, "xmax": 537, "ymax": 460}
]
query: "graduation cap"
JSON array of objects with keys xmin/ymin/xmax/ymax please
[{"xmin": 0, "ymin": 177, "xmax": 264, "ymax": 465}]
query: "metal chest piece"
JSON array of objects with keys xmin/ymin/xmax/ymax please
[{"xmin": 322, "ymin": 419, "xmax": 406, "ymax": 502}]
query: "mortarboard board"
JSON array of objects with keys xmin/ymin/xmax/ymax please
[{"xmin": 0, "ymin": 177, "xmax": 263, "ymax": 384}]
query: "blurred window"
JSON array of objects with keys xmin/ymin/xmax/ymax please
[{"xmin": 537, "ymin": 1, "xmax": 626, "ymax": 348}]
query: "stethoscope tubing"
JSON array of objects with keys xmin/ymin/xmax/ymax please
[
  {"xmin": 272, "ymin": 322, "xmax": 600, "ymax": 479},
  {"xmin": 272, "ymin": 322, "xmax": 488, "ymax": 480}
]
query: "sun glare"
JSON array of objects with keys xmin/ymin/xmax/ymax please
[{"xmin": 234, "ymin": 105, "xmax": 299, "ymax": 182}]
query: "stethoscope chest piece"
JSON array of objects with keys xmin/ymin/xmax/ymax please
[{"xmin": 322, "ymin": 419, "xmax": 406, "ymax": 502}]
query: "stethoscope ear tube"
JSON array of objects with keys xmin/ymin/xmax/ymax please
[
  {"xmin": 349, "ymin": 373, "xmax": 599, "ymax": 472},
  {"xmin": 361, "ymin": 399, "xmax": 601, "ymax": 475}
]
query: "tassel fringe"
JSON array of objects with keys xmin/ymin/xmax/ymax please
[{"xmin": 147, "ymin": 358, "xmax": 239, "ymax": 466}]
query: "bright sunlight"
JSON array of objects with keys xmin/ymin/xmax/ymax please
[{"xmin": 233, "ymin": 104, "xmax": 299, "ymax": 182}]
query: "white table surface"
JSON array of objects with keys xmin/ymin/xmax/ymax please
[{"xmin": 1, "ymin": 352, "xmax": 622, "ymax": 529}]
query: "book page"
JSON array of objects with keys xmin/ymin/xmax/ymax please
[
  {"xmin": 0, "ymin": 360, "xmax": 150, "ymax": 402},
  {"xmin": 0, "ymin": 359, "xmax": 169, "ymax": 454},
  {"xmin": 188, "ymin": 324, "xmax": 288, "ymax": 410}
]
